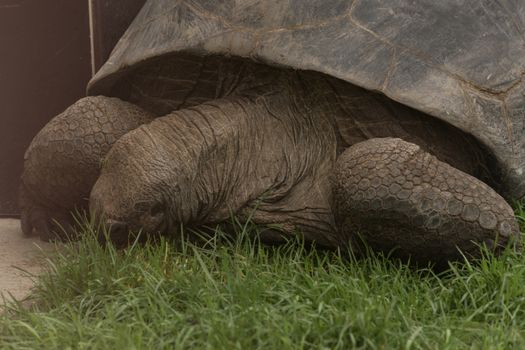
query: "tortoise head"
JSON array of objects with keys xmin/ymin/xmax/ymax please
[{"xmin": 89, "ymin": 126, "xmax": 174, "ymax": 236}]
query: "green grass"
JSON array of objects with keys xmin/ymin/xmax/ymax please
[{"xmin": 1, "ymin": 208, "xmax": 525, "ymax": 349}]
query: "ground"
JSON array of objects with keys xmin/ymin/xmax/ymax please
[
  {"xmin": 0, "ymin": 219, "xmax": 51, "ymax": 302},
  {"xmin": 0, "ymin": 211, "xmax": 524, "ymax": 348}
]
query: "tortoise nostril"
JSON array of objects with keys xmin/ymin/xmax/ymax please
[
  {"xmin": 105, "ymin": 219, "xmax": 129, "ymax": 237},
  {"xmin": 150, "ymin": 203, "xmax": 165, "ymax": 216}
]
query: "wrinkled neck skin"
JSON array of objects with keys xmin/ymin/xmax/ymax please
[
  {"xmin": 120, "ymin": 54, "xmax": 490, "ymax": 183},
  {"xmin": 91, "ymin": 68, "xmax": 343, "ymax": 246}
]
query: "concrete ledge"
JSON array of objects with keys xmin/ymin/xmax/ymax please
[{"xmin": 0, "ymin": 219, "xmax": 52, "ymax": 302}]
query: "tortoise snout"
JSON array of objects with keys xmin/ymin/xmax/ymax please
[{"xmin": 105, "ymin": 219, "xmax": 129, "ymax": 239}]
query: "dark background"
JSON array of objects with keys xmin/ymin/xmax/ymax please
[
  {"xmin": 91, "ymin": 0, "xmax": 147, "ymax": 70},
  {"xmin": 0, "ymin": 0, "xmax": 146, "ymax": 216}
]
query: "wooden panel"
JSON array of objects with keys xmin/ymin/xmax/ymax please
[
  {"xmin": 0, "ymin": 0, "xmax": 146, "ymax": 215},
  {"xmin": 0, "ymin": 0, "xmax": 91, "ymax": 215}
]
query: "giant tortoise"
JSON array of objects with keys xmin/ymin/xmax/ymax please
[{"xmin": 21, "ymin": 0, "xmax": 525, "ymax": 265}]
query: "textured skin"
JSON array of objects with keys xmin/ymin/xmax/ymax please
[
  {"xmin": 109, "ymin": 54, "xmax": 243, "ymax": 116},
  {"xmin": 328, "ymin": 77, "xmax": 497, "ymax": 187},
  {"xmin": 333, "ymin": 138, "xmax": 519, "ymax": 265},
  {"xmin": 20, "ymin": 96, "xmax": 154, "ymax": 240},
  {"xmin": 90, "ymin": 70, "xmax": 340, "ymax": 247},
  {"xmin": 88, "ymin": 0, "xmax": 525, "ymax": 200},
  {"xmin": 100, "ymin": 55, "xmax": 498, "ymax": 185}
]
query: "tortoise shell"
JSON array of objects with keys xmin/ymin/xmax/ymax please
[{"xmin": 87, "ymin": 0, "xmax": 525, "ymax": 199}]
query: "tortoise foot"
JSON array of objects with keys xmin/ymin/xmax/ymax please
[
  {"xmin": 19, "ymin": 184, "xmax": 77, "ymax": 242},
  {"xmin": 333, "ymin": 138, "xmax": 520, "ymax": 266}
]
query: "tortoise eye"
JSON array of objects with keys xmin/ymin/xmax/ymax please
[{"xmin": 150, "ymin": 203, "xmax": 165, "ymax": 216}]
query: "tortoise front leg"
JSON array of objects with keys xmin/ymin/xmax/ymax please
[{"xmin": 333, "ymin": 137, "xmax": 519, "ymax": 266}]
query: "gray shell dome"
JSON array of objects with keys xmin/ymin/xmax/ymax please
[{"xmin": 88, "ymin": 0, "xmax": 525, "ymax": 199}]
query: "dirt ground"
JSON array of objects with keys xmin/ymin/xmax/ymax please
[{"xmin": 0, "ymin": 219, "xmax": 52, "ymax": 302}]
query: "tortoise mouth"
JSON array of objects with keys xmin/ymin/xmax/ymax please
[{"xmin": 90, "ymin": 52, "xmax": 504, "ymax": 196}]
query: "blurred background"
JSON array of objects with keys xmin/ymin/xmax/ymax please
[{"xmin": 0, "ymin": 0, "xmax": 147, "ymax": 216}]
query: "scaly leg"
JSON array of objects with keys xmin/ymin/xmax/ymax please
[{"xmin": 333, "ymin": 138, "xmax": 519, "ymax": 266}]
